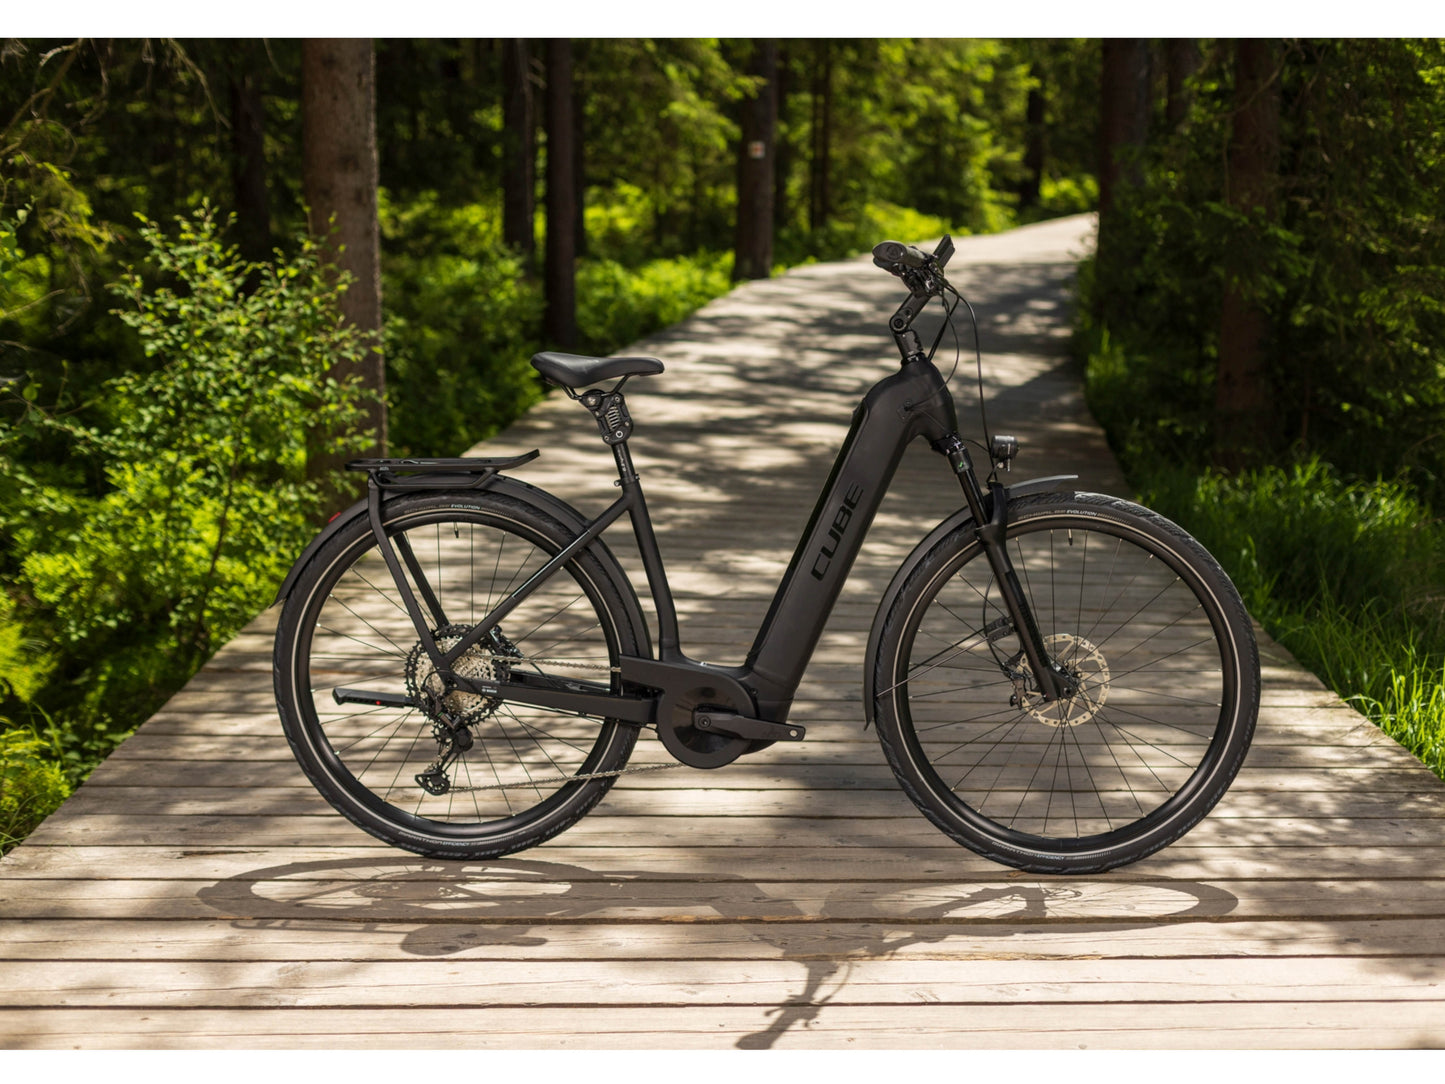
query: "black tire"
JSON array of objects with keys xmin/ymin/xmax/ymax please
[
  {"xmin": 871, "ymin": 492, "xmax": 1259, "ymax": 873},
  {"xmin": 273, "ymin": 490, "xmax": 644, "ymax": 859}
]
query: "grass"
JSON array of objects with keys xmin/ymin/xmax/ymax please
[{"xmin": 1130, "ymin": 458, "xmax": 1445, "ymax": 781}]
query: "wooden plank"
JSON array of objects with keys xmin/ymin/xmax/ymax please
[
  {"xmin": 3, "ymin": 916, "xmax": 1441, "ymax": 963},
  {"xmin": 94, "ymin": 729, "xmax": 1435, "ymax": 769},
  {"xmin": 76, "ymin": 754, "xmax": 1445, "ymax": 792},
  {"xmin": 2, "ymin": 1002, "xmax": 1442, "ymax": 1049},
  {"xmin": 4, "ymin": 877, "xmax": 1444, "ymax": 923},
  {"xmin": 21, "ymin": 812, "xmax": 1445, "ymax": 852},
  {"xmin": 10, "ymin": 842, "xmax": 1445, "ymax": 883},
  {"xmin": 2, "ymin": 956, "xmax": 1443, "ymax": 1010},
  {"xmin": 49, "ymin": 784, "xmax": 1445, "ymax": 820}
]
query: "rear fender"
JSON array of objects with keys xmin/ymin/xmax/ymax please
[{"xmin": 271, "ymin": 475, "xmax": 652, "ymax": 657}]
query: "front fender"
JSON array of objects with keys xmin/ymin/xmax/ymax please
[{"xmin": 860, "ymin": 474, "xmax": 1076, "ymax": 727}]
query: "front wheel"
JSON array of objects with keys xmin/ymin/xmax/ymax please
[{"xmin": 871, "ymin": 492, "xmax": 1259, "ymax": 873}]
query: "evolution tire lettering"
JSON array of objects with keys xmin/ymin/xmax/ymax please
[{"xmin": 811, "ymin": 482, "xmax": 865, "ymax": 580}]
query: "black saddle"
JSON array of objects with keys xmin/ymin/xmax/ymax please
[{"xmin": 531, "ymin": 351, "xmax": 665, "ymax": 390}]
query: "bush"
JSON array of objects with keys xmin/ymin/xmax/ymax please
[
  {"xmin": 379, "ymin": 192, "xmax": 545, "ymax": 457},
  {"xmin": 1079, "ymin": 40, "xmax": 1445, "ymax": 497},
  {"xmin": 0, "ymin": 205, "xmax": 376, "ymax": 774},
  {"xmin": 380, "ymin": 191, "xmax": 745, "ymax": 456},
  {"xmin": 0, "ymin": 729, "xmax": 71, "ymax": 854},
  {"xmin": 778, "ymin": 200, "xmax": 954, "ymax": 266},
  {"xmin": 577, "ymin": 252, "xmax": 733, "ymax": 354}
]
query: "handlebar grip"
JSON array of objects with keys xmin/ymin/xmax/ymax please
[{"xmin": 872, "ymin": 240, "xmax": 928, "ymax": 270}]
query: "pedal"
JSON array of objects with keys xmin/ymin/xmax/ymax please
[{"xmin": 692, "ymin": 712, "xmax": 805, "ymax": 742}]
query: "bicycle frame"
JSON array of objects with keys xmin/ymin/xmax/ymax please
[{"xmin": 341, "ymin": 349, "xmax": 1071, "ymax": 743}]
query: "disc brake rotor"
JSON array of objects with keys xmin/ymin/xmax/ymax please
[{"xmin": 1013, "ymin": 632, "xmax": 1110, "ymax": 727}]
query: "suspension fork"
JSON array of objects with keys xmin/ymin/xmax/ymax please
[{"xmin": 935, "ymin": 435, "xmax": 1071, "ymax": 701}]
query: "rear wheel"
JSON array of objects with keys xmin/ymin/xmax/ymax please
[
  {"xmin": 273, "ymin": 491, "xmax": 644, "ymax": 859},
  {"xmin": 871, "ymin": 492, "xmax": 1258, "ymax": 873}
]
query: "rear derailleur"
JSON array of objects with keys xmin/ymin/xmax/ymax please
[{"xmin": 414, "ymin": 709, "xmax": 472, "ymax": 796}]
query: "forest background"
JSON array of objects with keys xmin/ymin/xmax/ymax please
[{"xmin": 1, "ymin": 35, "xmax": 1443, "ymax": 851}]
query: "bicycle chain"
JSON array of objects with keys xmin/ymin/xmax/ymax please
[
  {"xmin": 440, "ymin": 760, "xmax": 685, "ymax": 792},
  {"xmin": 480, "ymin": 654, "xmax": 619, "ymax": 674}
]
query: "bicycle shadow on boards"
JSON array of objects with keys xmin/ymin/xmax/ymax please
[{"xmin": 196, "ymin": 855, "xmax": 1239, "ymax": 1050}]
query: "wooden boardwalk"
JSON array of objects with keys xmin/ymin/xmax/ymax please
[{"xmin": 3, "ymin": 215, "xmax": 1443, "ymax": 1049}]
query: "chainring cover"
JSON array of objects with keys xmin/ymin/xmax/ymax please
[{"xmin": 657, "ymin": 683, "xmax": 751, "ymax": 769}]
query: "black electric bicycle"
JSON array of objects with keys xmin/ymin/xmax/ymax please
[{"xmin": 272, "ymin": 236, "xmax": 1260, "ymax": 874}]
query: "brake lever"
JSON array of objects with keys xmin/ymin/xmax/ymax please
[{"xmin": 934, "ymin": 234, "xmax": 954, "ymax": 269}]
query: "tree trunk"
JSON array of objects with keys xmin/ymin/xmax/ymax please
[
  {"xmin": 733, "ymin": 39, "xmax": 777, "ymax": 282},
  {"xmin": 1098, "ymin": 38, "xmax": 1150, "ymax": 226},
  {"xmin": 1021, "ymin": 62, "xmax": 1046, "ymax": 211},
  {"xmin": 544, "ymin": 38, "xmax": 577, "ymax": 350},
  {"xmin": 572, "ymin": 40, "xmax": 587, "ymax": 260},
  {"xmin": 228, "ymin": 57, "xmax": 271, "ymax": 268},
  {"xmin": 1214, "ymin": 39, "xmax": 1281, "ymax": 471},
  {"xmin": 773, "ymin": 43, "xmax": 792, "ymax": 236},
  {"xmin": 501, "ymin": 38, "xmax": 536, "ymax": 266},
  {"xmin": 808, "ymin": 40, "xmax": 833, "ymax": 235},
  {"xmin": 302, "ymin": 37, "xmax": 386, "ymax": 459},
  {"xmin": 1165, "ymin": 39, "xmax": 1202, "ymax": 128},
  {"xmin": 1095, "ymin": 38, "xmax": 1152, "ymax": 327}
]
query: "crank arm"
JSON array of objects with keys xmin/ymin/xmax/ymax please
[{"xmin": 693, "ymin": 712, "xmax": 805, "ymax": 742}]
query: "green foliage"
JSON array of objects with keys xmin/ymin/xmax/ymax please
[
  {"xmin": 581, "ymin": 40, "xmax": 753, "ymax": 256},
  {"xmin": 1134, "ymin": 460, "xmax": 1443, "ymax": 635},
  {"xmin": 380, "ymin": 191, "xmax": 742, "ymax": 457},
  {"xmin": 0, "ymin": 205, "xmax": 375, "ymax": 771},
  {"xmin": 769, "ymin": 39, "xmax": 1053, "ymax": 254},
  {"xmin": 577, "ymin": 251, "xmax": 732, "ymax": 354},
  {"xmin": 1131, "ymin": 459, "xmax": 1445, "ymax": 781},
  {"xmin": 779, "ymin": 200, "xmax": 953, "ymax": 267},
  {"xmin": 1347, "ymin": 653, "xmax": 1445, "ymax": 780},
  {"xmin": 0, "ymin": 593, "xmax": 52, "ymax": 708},
  {"xmin": 1008, "ymin": 39, "xmax": 1102, "ymax": 215},
  {"xmin": 1078, "ymin": 38, "xmax": 1445, "ymax": 780},
  {"xmin": 379, "ymin": 192, "xmax": 545, "ymax": 456},
  {"xmin": 1032, "ymin": 174, "xmax": 1098, "ymax": 220},
  {"xmin": 883, "ymin": 39, "xmax": 1030, "ymax": 234},
  {"xmin": 0, "ymin": 728, "xmax": 71, "ymax": 854},
  {"xmin": 1081, "ymin": 39, "xmax": 1445, "ymax": 497}
]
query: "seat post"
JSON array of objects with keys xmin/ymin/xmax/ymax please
[
  {"xmin": 577, "ymin": 383, "xmax": 639, "ymax": 477},
  {"xmin": 574, "ymin": 383, "xmax": 682, "ymax": 657},
  {"xmin": 612, "ymin": 439, "xmax": 640, "ymax": 487}
]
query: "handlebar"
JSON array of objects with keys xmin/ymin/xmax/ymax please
[
  {"xmin": 873, "ymin": 235, "xmax": 957, "ymax": 363},
  {"xmin": 872, "ymin": 235, "xmax": 954, "ymax": 278}
]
